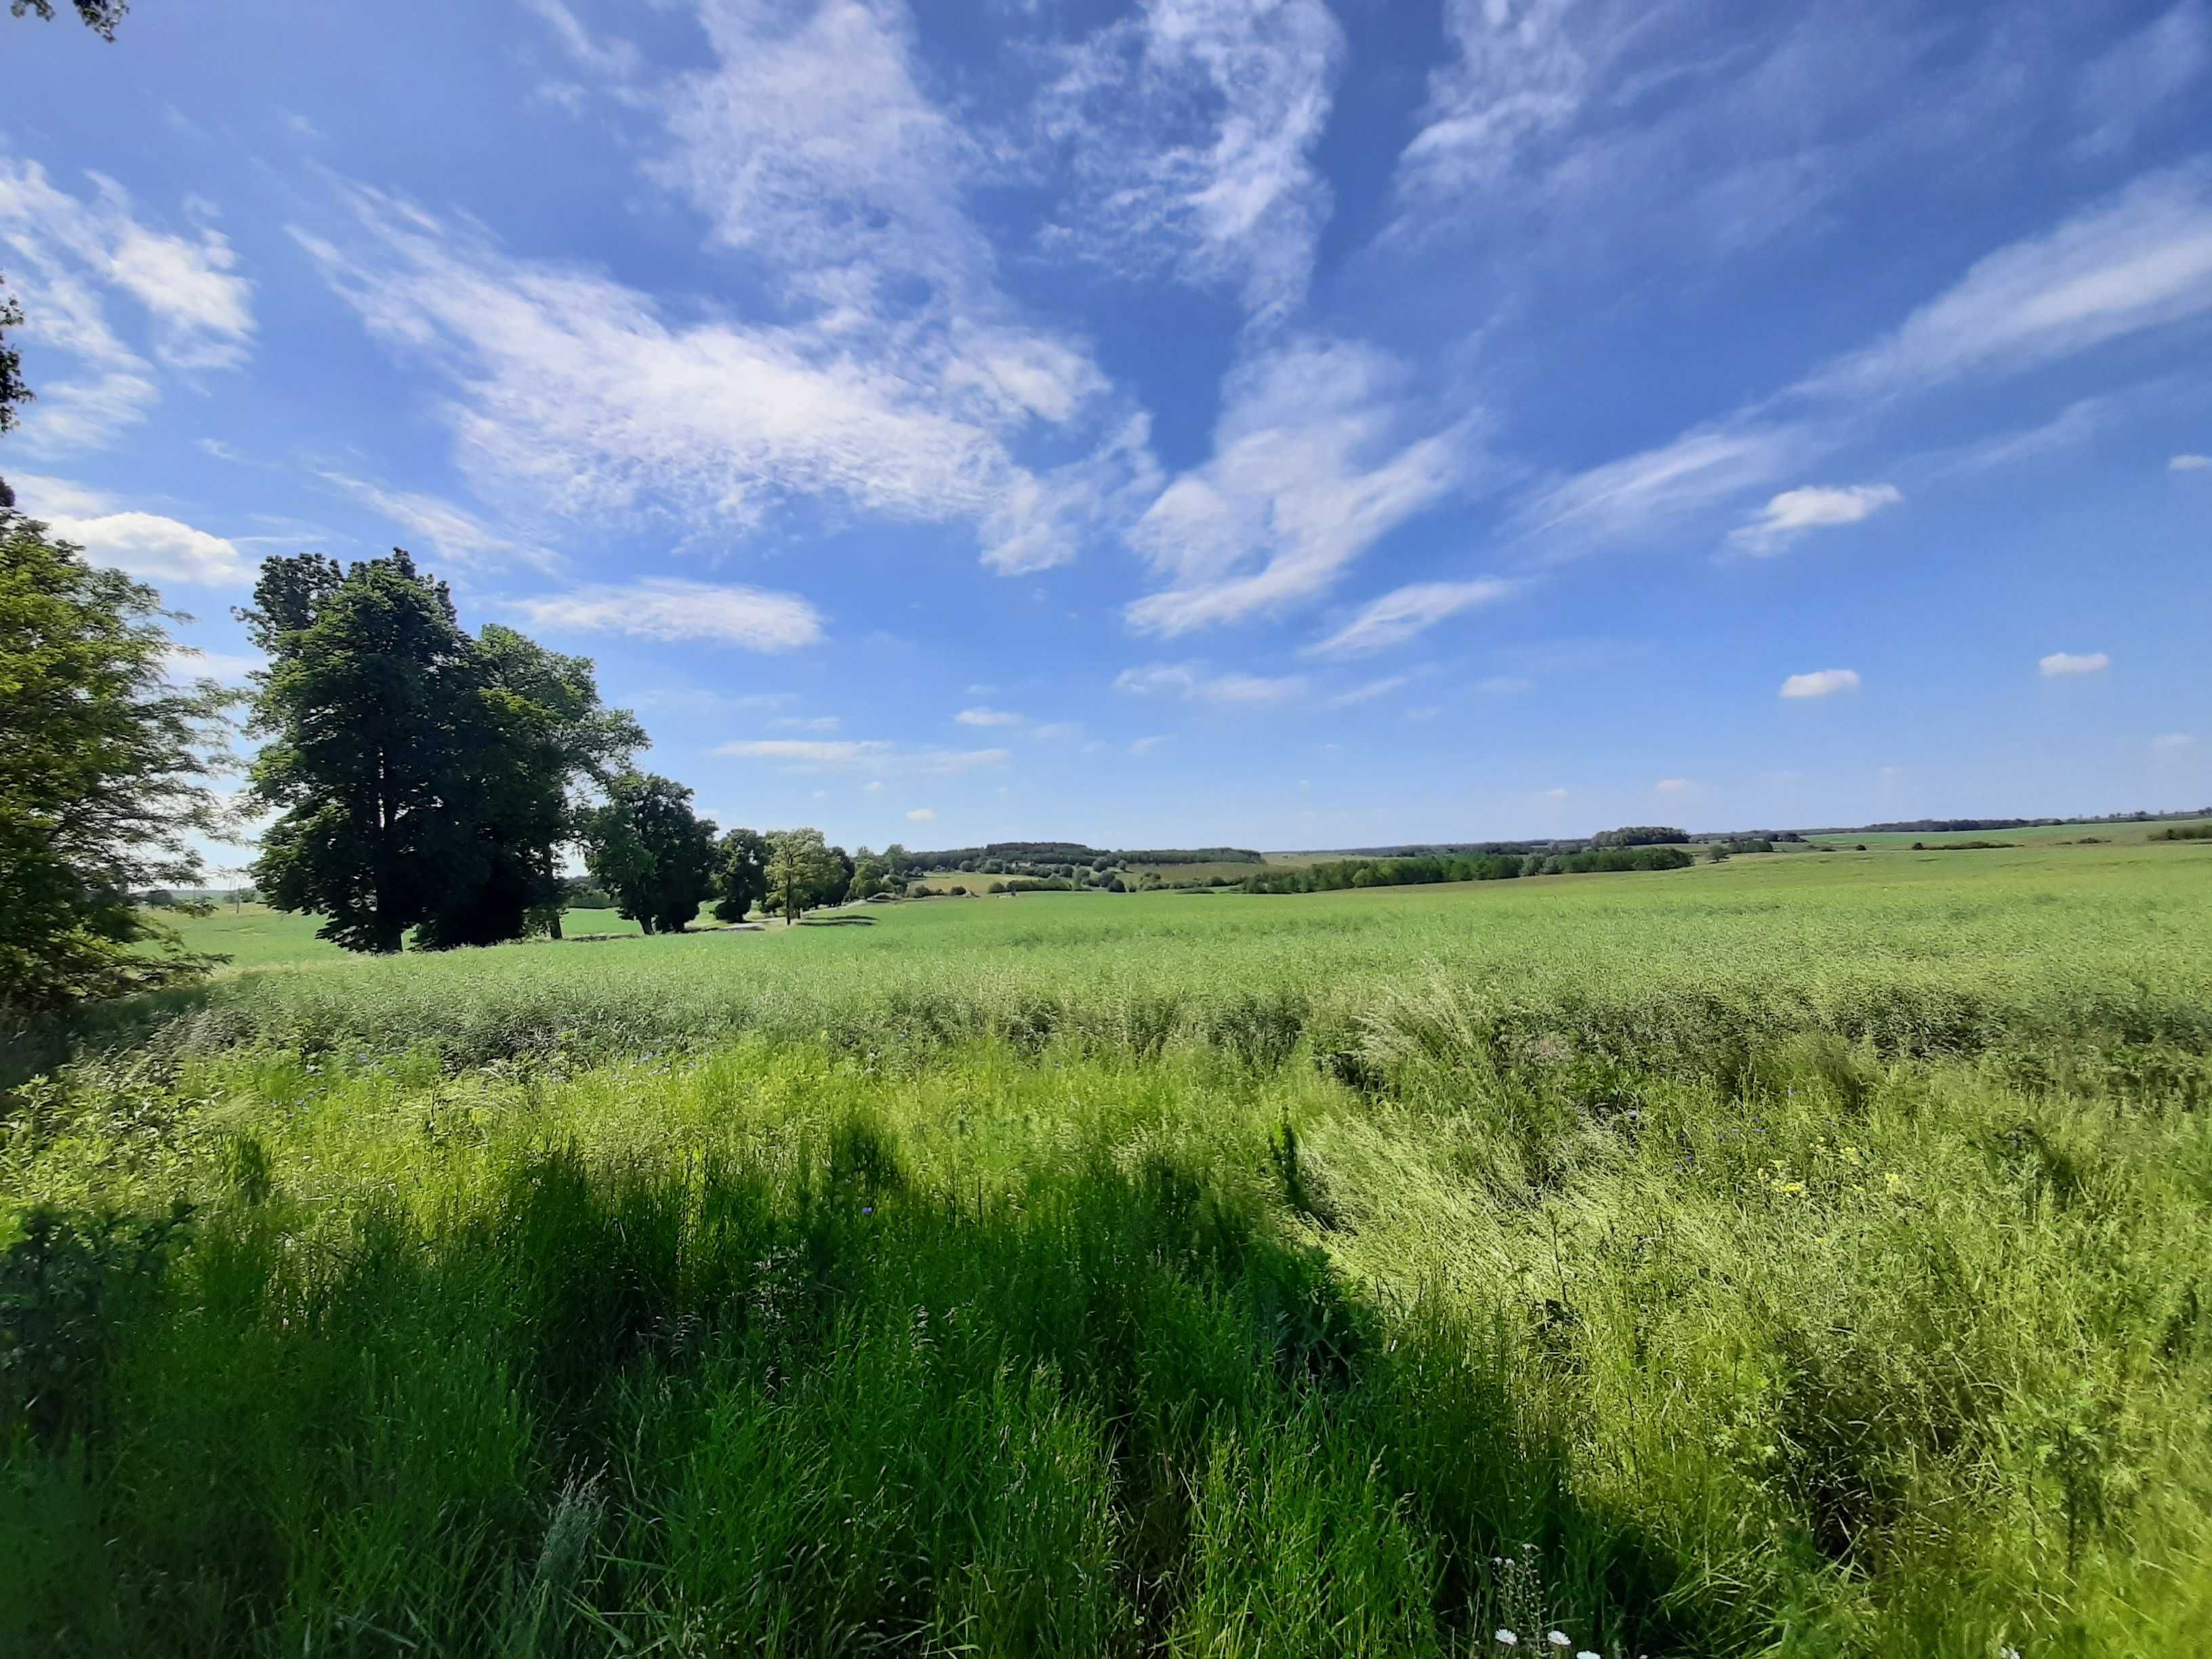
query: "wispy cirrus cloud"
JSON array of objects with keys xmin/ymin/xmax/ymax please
[
  {"xmin": 955, "ymin": 707, "xmax": 1023, "ymax": 727},
  {"xmin": 1040, "ymin": 0, "xmax": 1345, "ymax": 325},
  {"xmin": 320, "ymin": 472, "xmax": 562, "ymax": 575},
  {"xmin": 1114, "ymin": 662, "xmax": 1305, "ymax": 705},
  {"xmin": 1124, "ymin": 337, "xmax": 1490, "ymax": 635},
  {"xmin": 0, "ymin": 158, "xmax": 253, "ymax": 449},
  {"xmin": 1306, "ymin": 578, "xmax": 1515, "ymax": 659},
  {"xmin": 508, "ymin": 578, "xmax": 823, "ymax": 651},
  {"xmin": 299, "ymin": 0, "xmax": 1156, "ymax": 578},
  {"xmin": 1519, "ymin": 165, "xmax": 2212, "ymax": 558},
  {"xmin": 714, "ymin": 737, "xmax": 1008, "ymax": 776}
]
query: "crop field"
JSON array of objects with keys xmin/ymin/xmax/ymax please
[{"xmin": 7, "ymin": 841, "xmax": 2212, "ymax": 1656}]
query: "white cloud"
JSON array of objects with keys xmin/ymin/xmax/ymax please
[
  {"xmin": 1517, "ymin": 422, "xmax": 1815, "ymax": 556},
  {"xmin": 714, "ymin": 738, "xmax": 1006, "ymax": 777},
  {"xmin": 1655, "ymin": 777, "xmax": 1693, "ymax": 794},
  {"xmin": 1540, "ymin": 787, "xmax": 1568, "ymax": 800},
  {"xmin": 0, "ymin": 159, "xmax": 253, "ymax": 449},
  {"xmin": 2073, "ymin": 2, "xmax": 2210, "ymax": 160},
  {"xmin": 320, "ymin": 472, "xmax": 561, "ymax": 574},
  {"xmin": 41, "ymin": 508, "xmax": 250, "ymax": 587},
  {"xmin": 2152, "ymin": 732, "xmax": 2195, "ymax": 750},
  {"xmin": 905, "ymin": 807, "xmax": 936, "ymax": 823},
  {"xmin": 1804, "ymin": 167, "xmax": 2212, "ymax": 402},
  {"xmin": 509, "ymin": 578, "xmax": 823, "ymax": 651},
  {"xmin": 955, "ymin": 706, "xmax": 1023, "ymax": 727},
  {"xmin": 1521, "ymin": 168, "xmax": 2212, "ymax": 557},
  {"xmin": 770, "ymin": 714, "xmax": 840, "ymax": 733},
  {"xmin": 1129, "ymin": 734, "xmax": 1169, "ymax": 756},
  {"xmin": 520, "ymin": 0, "xmax": 644, "ymax": 84},
  {"xmin": 1114, "ymin": 661, "xmax": 1305, "ymax": 705},
  {"xmin": 2039, "ymin": 651, "xmax": 2110, "ymax": 677},
  {"xmin": 1042, "ymin": 0, "xmax": 1345, "ymax": 323},
  {"xmin": 1395, "ymin": 0, "xmax": 1590, "ymax": 205},
  {"xmin": 1126, "ymin": 337, "xmax": 1488, "ymax": 634},
  {"xmin": 1305, "ymin": 578, "xmax": 1515, "ymax": 659},
  {"xmin": 865, "ymin": 779, "xmax": 886, "ymax": 791},
  {"xmin": 1729, "ymin": 485, "xmax": 1902, "ymax": 556},
  {"xmin": 1780, "ymin": 668, "xmax": 1860, "ymax": 699},
  {"xmin": 2173, "ymin": 453, "xmax": 2211, "ymax": 470},
  {"xmin": 1324, "ymin": 674, "xmax": 1408, "ymax": 709},
  {"xmin": 1029, "ymin": 721, "xmax": 1082, "ymax": 742}
]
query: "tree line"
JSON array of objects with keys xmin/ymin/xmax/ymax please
[{"xmin": 1244, "ymin": 844, "xmax": 1696, "ymax": 895}]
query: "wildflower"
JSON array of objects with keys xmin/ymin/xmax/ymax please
[
  {"xmin": 1496, "ymin": 1633, "xmax": 1519, "ymax": 1647},
  {"xmin": 1578, "ymin": 1652, "xmax": 1600, "ymax": 1659},
  {"xmin": 1548, "ymin": 1636, "xmax": 1570, "ymax": 1650}
]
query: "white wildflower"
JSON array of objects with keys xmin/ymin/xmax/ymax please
[{"xmin": 1496, "ymin": 1633, "xmax": 1519, "ymax": 1648}]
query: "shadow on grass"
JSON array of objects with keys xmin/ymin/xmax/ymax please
[{"xmin": 2, "ymin": 1137, "xmax": 1720, "ymax": 1658}]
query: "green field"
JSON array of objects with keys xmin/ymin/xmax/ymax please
[
  {"xmin": 8, "ymin": 840, "xmax": 2212, "ymax": 1655},
  {"xmin": 1801, "ymin": 816, "xmax": 2211, "ymax": 849}
]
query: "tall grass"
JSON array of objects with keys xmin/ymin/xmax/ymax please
[{"xmin": 5, "ymin": 843, "xmax": 2211, "ymax": 1654}]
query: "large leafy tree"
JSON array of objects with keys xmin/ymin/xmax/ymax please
[
  {"xmin": 415, "ymin": 625, "xmax": 642, "ymax": 949},
  {"xmin": 712, "ymin": 827, "xmax": 770, "ymax": 924},
  {"xmin": 580, "ymin": 771, "xmax": 718, "ymax": 935},
  {"xmin": 764, "ymin": 827, "xmax": 846, "ymax": 925},
  {"xmin": 1, "ymin": 510, "xmax": 234, "ymax": 1015},
  {"xmin": 242, "ymin": 550, "xmax": 638, "ymax": 952}
]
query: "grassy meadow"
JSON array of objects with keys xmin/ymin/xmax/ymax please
[{"xmin": 6, "ymin": 840, "xmax": 2212, "ymax": 1655}]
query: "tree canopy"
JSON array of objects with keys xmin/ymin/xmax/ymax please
[
  {"xmin": 242, "ymin": 550, "xmax": 640, "ymax": 952},
  {"xmin": 765, "ymin": 827, "xmax": 846, "ymax": 924},
  {"xmin": 1, "ymin": 509, "xmax": 234, "ymax": 1015},
  {"xmin": 712, "ymin": 827, "xmax": 771, "ymax": 924},
  {"xmin": 579, "ymin": 771, "xmax": 719, "ymax": 935}
]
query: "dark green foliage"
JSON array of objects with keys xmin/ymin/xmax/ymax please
[
  {"xmin": 0, "ymin": 283, "xmax": 28, "ymax": 441},
  {"xmin": 243, "ymin": 552, "xmax": 638, "ymax": 952},
  {"xmin": 712, "ymin": 826, "xmax": 770, "ymax": 922},
  {"xmin": 1, "ymin": 514, "xmax": 234, "ymax": 1015},
  {"xmin": 1590, "ymin": 825, "xmax": 1689, "ymax": 848},
  {"xmin": 1, "ymin": 1200, "xmax": 191, "ymax": 1448},
  {"xmin": 579, "ymin": 771, "xmax": 718, "ymax": 935},
  {"xmin": 1246, "ymin": 846, "xmax": 1694, "ymax": 894},
  {"xmin": 8, "ymin": 0, "xmax": 127, "ymax": 37},
  {"xmin": 2152, "ymin": 823, "xmax": 2212, "ymax": 842}
]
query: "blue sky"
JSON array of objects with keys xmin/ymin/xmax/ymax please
[{"xmin": 3, "ymin": 0, "xmax": 2208, "ymax": 855}]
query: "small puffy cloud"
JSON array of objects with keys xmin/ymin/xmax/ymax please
[
  {"xmin": 718, "ymin": 739, "xmax": 888, "ymax": 766},
  {"xmin": 1780, "ymin": 668, "xmax": 1861, "ymax": 699},
  {"xmin": 2152, "ymin": 732, "xmax": 2195, "ymax": 750},
  {"xmin": 1129, "ymin": 735, "xmax": 1168, "ymax": 756},
  {"xmin": 1306, "ymin": 578, "xmax": 1516, "ymax": 659},
  {"xmin": 1540, "ymin": 787, "xmax": 1568, "ymax": 800},
  {"xmin": 905, "ymin": 806, "xmax": 936, "ymax": 822},
  {"xmin": 1029, "ymin": 721, "xmax": 1082, "ymax": 742},
  {"xmin": 2039, "ymin": 651, "xmax": 2110, "ymax": 677},
  {"xmin": 769, "ymin": 715, "xmax": 840, "ymax": 733},
  {"xmin": 956, "ymin": 706, "xmax": 1022, "ymax": 726},
  {"xmin": 1655, "ymin": 777, "xmax": 1693, "ymax": 794},
  {"xmin": 509, "ymin": 579, "xmax": 823, "ymax": 651},
  {"xmin": 2173, "ymin": 454, "xmax": 2211, "ymax": 470},
  {"xmin": 42, "ymin": 509, "xmax": 251, "ymax": 586},
  {"xmin": 1728, "ymin": 484, "xmax": 1902, "ymax": 556}
]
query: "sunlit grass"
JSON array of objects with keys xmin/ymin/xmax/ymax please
[{"xmin": 7, "ymin": 840, "xmax": 2211, "ymax": 1654}]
